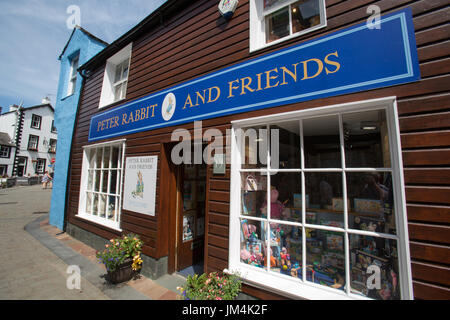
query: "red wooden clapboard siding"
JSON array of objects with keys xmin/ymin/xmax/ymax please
[{"xmin": 66, "ymin": 0, "xmax": 450, "ymax": 299}]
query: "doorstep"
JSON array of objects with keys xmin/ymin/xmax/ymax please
[{"xmin": 28, "ymin": 215, "xmax": 183, "ymax": 300}]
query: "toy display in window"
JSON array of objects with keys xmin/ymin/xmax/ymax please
[{"xmin": 350, "ymin": 235, "xmax": 400, "ymax": 300}]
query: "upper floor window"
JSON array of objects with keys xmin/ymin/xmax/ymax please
[
  {"xmin": 67, "ymin": 55, "xmax": 79, "ymax": 96},
  {"xmin": 36, "ymin": 158, "xmax": 46, "ymax": 174},
  {"xmin": 99, "ymin": 43, "xmax": 132, "ymax": 108},
  {"xmin": 250, "ymin": 0, "xmax": 327, "ymax": 52},
  {"xmin": 28, "ymin": 135, "xmax": 39, "ymax": 151},
  {"xmin": 48, "ymin": 139, "xmax": 57, "ymax": 153},
  {"xmin": 51, "ymin": 120, "xmax": 57, "ymax": 133},
  {"xmin": 0, "ymin": 146, "xmax": 10, "ymax": 158},
  {"xmin": 31, "ymin": 114, "xmax": 42, "ymax": 129}
]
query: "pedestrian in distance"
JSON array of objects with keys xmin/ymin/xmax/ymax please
[{"xmin": 42, "ymin": 171, "xmax": 52, "ymax": 189}]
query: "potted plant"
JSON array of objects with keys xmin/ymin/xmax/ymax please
[
  {"xmin": 177, "ymin": 271, "xmax": 242, "ymax": 300},
  {"xmin": 96, "ymin": 233, "xmax": 144, "ymax": 284}
]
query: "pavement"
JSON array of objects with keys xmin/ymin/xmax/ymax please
[{"xmin": 0, "ymin": 184, "xmax": 186, "ymax": 300}]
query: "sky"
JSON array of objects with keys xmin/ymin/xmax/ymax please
[{"xmin": 0, "ymin": 0, "xmax": 167, "ymax": 112}]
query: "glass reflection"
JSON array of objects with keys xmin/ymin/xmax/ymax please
[
  {"xmin": 347, "ymin": 172, "xmax": 396, "ymax": 234},
  {"xmin": 269, "ymin": 223, "xmax": 303, "ymax": 279},
  {"xmin": 305, "ymin": 172, "xmax": 344, "ymax": 227},
  {"xmin": 240, "ymin": 219, "xmax": 267, "ymax": 269},
  {"xmin": 350, "ymin": 234, "xmax": 400, "ymax": 300},
  {"xmin": 306, "ymin": 228, "xmax": 345, "ymax": 290},
  {"xmin": 343, "ymin": 110, "xmax": 391, "ymax": 168}
]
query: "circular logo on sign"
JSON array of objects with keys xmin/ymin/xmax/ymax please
[{"xmin": 162, "ymin": 92, "xmax": 176, "ymax": 121}]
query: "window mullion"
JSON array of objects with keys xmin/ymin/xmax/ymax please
[
  {"xmin": 339, "ymin": 113, "xmax": 351, "ymax": 295},
  {"xmin": 266, "ymin": 124, "xmax": 271, "ymax": 273},
  {"xmin": 299, "ymin": 118, "xmax": 306, "ymax": 283}
]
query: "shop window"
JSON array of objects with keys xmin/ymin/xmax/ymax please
[
  {"xmin": 249, "ymin": 0, "xmax": 327, "ymax": 52},
  {"xmin": 67, "ymin": 54, "xmax": 79, "ymax": 96},
  {"xmin": 0, "ymin": 146, "xmax": 10, "ymax": 158},
  {"xmin": 27, "ymin": 135, "xmax": 39, "ymax": 151},
  {"xmin": 230, "ymin": 98, "xmax": 412, "ymax": 300},
  {"xmin": 99, "ymin": 43, "xmax": 132, "ymax": 108},
  {"xmin": 31, "ymin": 114, "xmax": 42, "ymax": 129},
  {"xmin": 78, "ymin": 140, "xmax": 125, "ymax": 230}
]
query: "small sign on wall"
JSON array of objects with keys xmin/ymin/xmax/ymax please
[{"xmin": 123, "ymin": 155, "xmax": 158, "ymax": 216}]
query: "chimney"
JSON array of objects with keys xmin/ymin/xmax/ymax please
[
  {"xmin": 42, "ymin": 96, "xmax": 51, "ymax": 104},
  {"xmin": 9, "ymin": 104, "xmax": 19, "ymax": 112}
]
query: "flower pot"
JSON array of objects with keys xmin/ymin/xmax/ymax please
[{"xmin": 106, "ymin": 260, "xmax": 135, "ymax": 284}]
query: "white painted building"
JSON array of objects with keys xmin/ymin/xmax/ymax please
[{"xmin": 0, "ymin": 102, "xmax": 57, "ymax": 177}]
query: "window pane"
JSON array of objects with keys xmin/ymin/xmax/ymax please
[
  {"xmin": 347, "ymin": 172, "xmax": 396, "ymax": 235},
  {"xmin": 271, "ymin": 121, "xmax": 301, "ymax": 169},
  {"xmin": 264, "ymin": 0, "xmax": 286, "ymax": 9},
  {"xmin": 111, "ymin": 147, "xmax": 119, "ymax": 168},
  {"xmin": 269, "ymin": 223, "xmax": 302, "ymax": 279},
  {"xmin": 303, "ymin": 116, "xmax": 341, "ymax": 168},
  {"xmin": 240, "ymin": 219, "xmax": 267, "ymax": 269},
  {"xmin": 343, "ymin": 110, "xmax": 391, "ymax": 168},
  {"xmin": 350, "ymin": 235, "xmax": 400, "ymax": 300},
  {"xmin": 94, "ymin": 170, "xmax": 101, "ymax": 192},
  {"xmin": 114, "ymin": 83, "xmax": 123, "ymax": 101},
  {"xmin": 306, "ymin": 228, "xmax": 346, "ymax": 290},
  {"xmin": 108, "ymin": 196, "xmax": 117, "ymax": 221},
  {"xmin": 121, "ymin": 80, "xmax": 127, "ymax": 99},
  {"xmin": 241, "ymin": 172, "xmax": 268, "ymax": 218},
  {"xmin": 291, "ymin": 0, "xmax": 321, "ymax": 34},
  {"xmin": 266, "ymin": 6, "xmax": 290, "ymax": 43},
  {"xmin": 103, "ymin": 147, "xmax": 111, "ymax": 168},
  {"xmin": 99, "ymin": 194, "xmax": 106, "ymax": 218},
  {"xmin": 270, "ymin": 172, "xmax": 302, "ymax": 223},
  {"xmin": 114, "ymin": 64, "xmax": 122, "ymax": 83},
  {"xmin": 88, "ymin": 149, "xmax": 96, "ymax": 167},
  {"xmin": 241, "ymin": 125, "xmax": 268, "ymax": 169},
  {"xmin": 87, "ymin": 170, "xmax": 94, "ymax": 191},
  {"xmin": 109, "ymin": 170, "xmax": 118, "ymax": 195},
  {"xmin": 96, "ymin": 148, "xmax": 103, "ymax": 168},
  {"xmin": 122, "ymin": 63, "xmax": 129, "ymax": 80},
  {"xmin": 85, "ymin": 192, "xmax": 92, "ymax": 214},
  {"xmin": 101, "ymin": 170, "xmax": 108, "ymax": 193},
  {"xmin": 305, "ymin": 172, "xmax": 344, "ymax": 227},
  {"xmin": 92, "ymin": 193, "xmax": 98, "ymax": 216}
]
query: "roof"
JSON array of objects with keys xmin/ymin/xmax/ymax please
[
  {"xmin": 23, "ymin": 103, "xmax": 55, "ymax": 113},
  {"xmin": 0, "ymin": 132, "xmax": 16, "ymax": 147},
  {"xmin": 79, "ymin": 0, "xmax": 186, "ymax": 73},
  {"xmin": 59, "ymin": 25, "xmax": 109, "ymax": 60}
]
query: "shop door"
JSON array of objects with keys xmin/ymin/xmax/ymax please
[
  {"xmin": 176, "ymin": 162, "xmax": 206, "ymax": 271},
  {"xmin": 16, "ymin": 157, "xmax": 27, "ymax": 177}
]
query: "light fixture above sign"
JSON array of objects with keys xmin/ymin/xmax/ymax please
[{"xmin": 218, "ymin": 0, "xmax": 239, "ymax": 20}]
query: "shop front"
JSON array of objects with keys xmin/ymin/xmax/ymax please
[{"xmin": 66, "ymin": 0, "xmax": 449, "ymax": 300}]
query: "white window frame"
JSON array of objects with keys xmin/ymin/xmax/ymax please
[
  {"xmin": 228, "ymin": 96, "xmax": 413, "ymax": 300},
  {"xmin": 48, "ymin": 139, "xmax": 57, "ymax": 153},
  {"xmin": 31, "ymin": 114, "xmax": 42, "ymax": 129},
  {"xmin": 36, "ymin": 158, "xmax": 46, "ymax": 174},
  {"xmin": 77, "ymin": 139, "xmax": 126, "ymax": 231},
  {"xmin": 99, "ymin": 43, "xmax": 132, "ymax": 108},
  {"xmin": 249, "ymin": 0, "xmax": 327, "ymax": 52},
  {"xmin": 0, "ymin": 146, "xmax": 10, "ymax": 158},
  {"xmin": 67, "ymin": 55, "xmax": 79, "ymax": 96},
  {"xmin": 28, "ymin": 135, "xmax": 39, "ymax": 151}
]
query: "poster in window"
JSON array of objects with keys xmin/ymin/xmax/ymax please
[{"xmin": 123, "ymin": 156, "xmax": 158, "ymax": 216}]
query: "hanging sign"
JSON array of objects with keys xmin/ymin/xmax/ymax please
[
  {"xmin": 89, "ymin": 8, "xmax": 420, "ymax": 142},
  {"xmin": 123, "ymin": 155, "xmax": 158, "ymax": 216}
]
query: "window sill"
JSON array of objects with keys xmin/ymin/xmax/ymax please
[
  {"xmin": 99, "ymin": 98, "xmax": 126, "ymax": 110},
  {"xmin": 249, "ymin": 23, "xmax": 327, "ymax": 54},
  {"xmin": 75, "ymin": 213, "xmax": 122, "ymax": 232}
]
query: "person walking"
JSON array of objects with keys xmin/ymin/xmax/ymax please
[{"xmin": 42, "ymin": 171, "xmax": 52, "ymax": 189}]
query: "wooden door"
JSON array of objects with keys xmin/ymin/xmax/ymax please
[{"xmin": 176, "ymin": 163, "xmax": 206, "ymax": 271}]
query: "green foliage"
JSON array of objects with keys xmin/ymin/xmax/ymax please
[
  {"xmin": 177, "ymin": 271, "xmax": 242, "ymax": 300},
  {"xmin": 96, "ymin": 233, "xmax": 143, "ymax": 272}
]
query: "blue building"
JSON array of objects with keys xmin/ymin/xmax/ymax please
[{"xmin": 49, "ymin": 26, "xmax": 107, "ymax": 230}]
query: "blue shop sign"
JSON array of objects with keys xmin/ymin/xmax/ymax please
[{"xmin": 89, "ymin": 8, "xmax": 420, "ymax": 142}]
